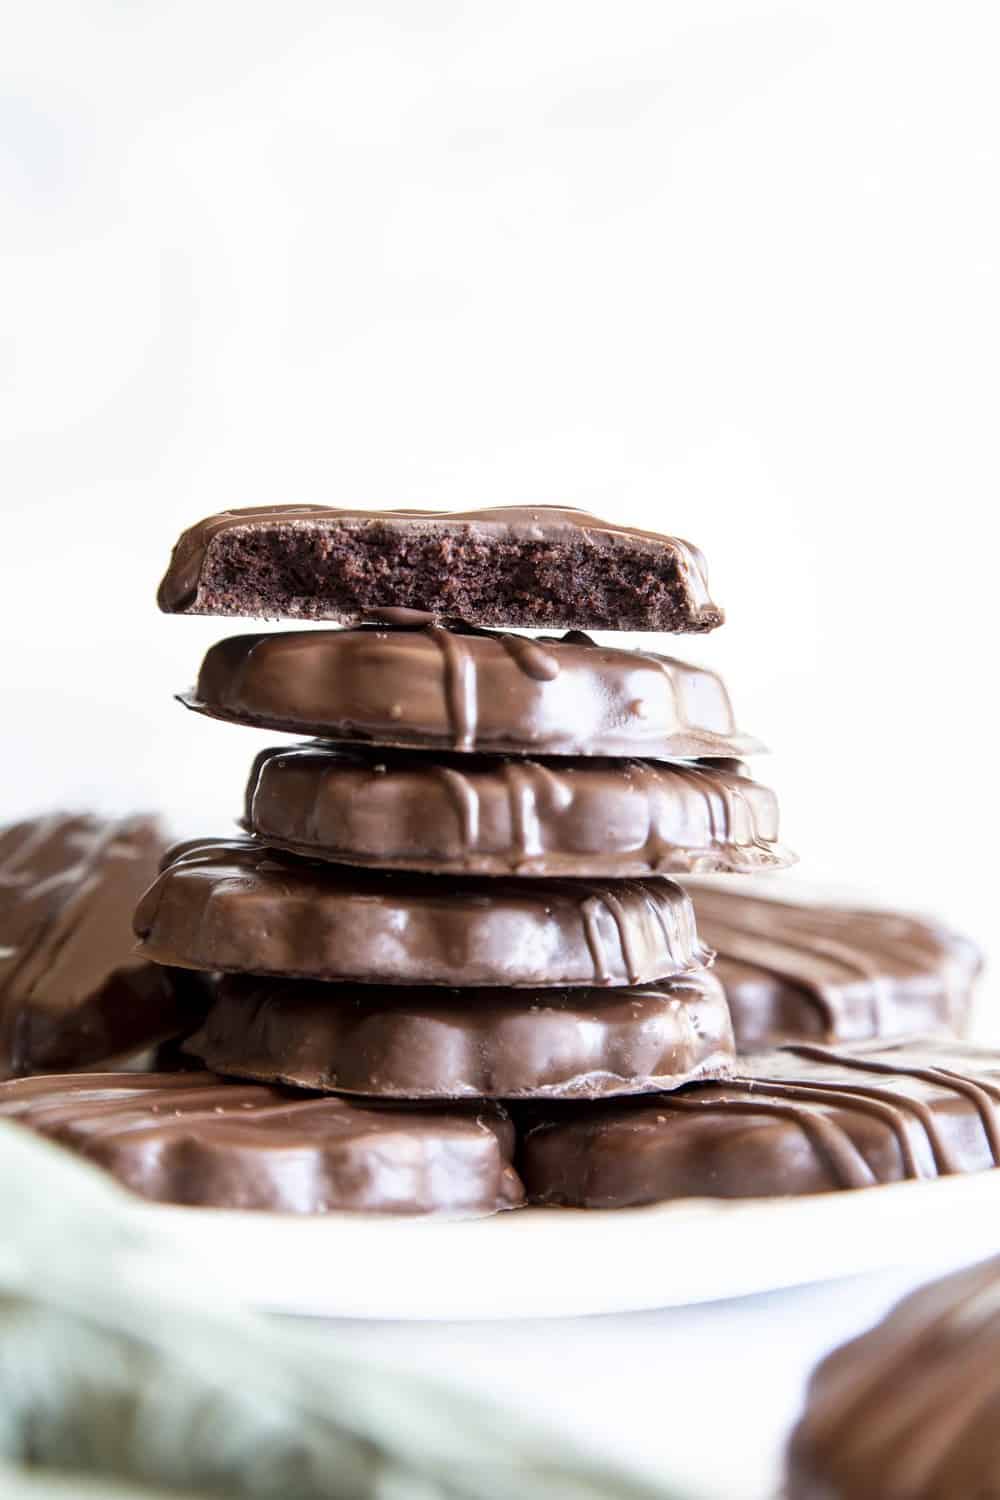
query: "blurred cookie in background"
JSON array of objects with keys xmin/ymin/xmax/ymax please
[
  {"xmin": 787, "ymin": 1251, "xmax": 1000, "ymax": 1499},
  {"xmin": 685, "ymin": 880, "xmax": 983, "ymax": 1049},
  {"xmin": 0, "ymin": 813, "xmax": 208, "ymax": 1077}
]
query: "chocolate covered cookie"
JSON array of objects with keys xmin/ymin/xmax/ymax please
[
  {"xmin": 687, "ymin": 883, "xmax": 982, "ymax": 1050},
  {"xmin": 519, "ymin": 1040, "xmax": 1000, "ymax": 1208},
  {"xmin": 787, "ymin": 1254, "xmax": 1000, "ymax": 1500},
  {"xmin": 242, "ymin": 745, "xmax": 791, "ymax": 877},
  {"xmin": 0, "ymin": 1073, "xmax": 524, "ymax": 1215},
  {"xmin": 157, "ymin": 504, "xmax": 723, "ymax": 632},
  {"xmin": 184, "ymin": 624, "xmax": 761, "ymax": 759},
  {"xmin": 134, "ymin": 838, "xmax": 709, "ymax": 986},
  {"xmin": 185, "ymin": 969, "xmax": 734, "ymax": 1099},
  {"xmin": 0, "ymin": 814, "xmax": 206, "ymax": 1077}
]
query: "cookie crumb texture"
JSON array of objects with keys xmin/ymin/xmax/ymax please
[{"xmin": 178, "ymin": 516, "xmax": 723, "ymax": 631}]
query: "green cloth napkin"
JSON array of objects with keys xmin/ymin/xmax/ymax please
[{"xmin": 0, "ymin": 1122, "xmax": 700, "ymax": 1500}]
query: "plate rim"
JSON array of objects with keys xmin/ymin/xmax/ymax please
[{"xmin": 121, "ymin": 1169, "xmax": 1000, "ymax": 1320}]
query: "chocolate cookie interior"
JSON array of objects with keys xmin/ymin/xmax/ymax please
[{"xmin": 157, "ymin": 504, "xmax": 723, "ymax": 632}]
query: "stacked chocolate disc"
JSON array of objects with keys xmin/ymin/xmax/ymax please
[{"xmin": 125, "ymin": 505, "xmax": 790, "ymax": 1209}]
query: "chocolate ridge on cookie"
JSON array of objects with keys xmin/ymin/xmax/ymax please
[
  {"xmin": 0, "ymin": 813, "xmax": 207, "ymax": 1077},
  {"xmin": 518, "ymin": 1040, "xmax": 1000, "ymax": 1208},
  {"xmin": 156, "ymin": 504, "xmax": 723, "ymax": 632},
  {"xmin": 0, "ymin": 1072, "xmax": 524, "ymax": 1215},
  {"xmin": 786, "ymin": 1254, "xmax": 1000, "ymax": 1500},
  {"xmin": 134, "ymin": 838, "xmax": 710, "ymax": 987},
  {"xmin": 686, "ymin": 882, "xmax": 982, "ymax": 1049},
  {"xmin": 183, "ymin": 624, "xmax": 762, "ymax": 759},
  {"xmin": 241, "ymin": 744, "xmax": 792, "ymax": 878},
  {"xmin": 185, "ymin": 968, "xmax": 735, "ymax": 1100}
]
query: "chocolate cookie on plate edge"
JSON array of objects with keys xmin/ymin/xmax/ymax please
[{"xmin": 518, "ymin": 1040, "xmax": 1000, "ymax": 1207}]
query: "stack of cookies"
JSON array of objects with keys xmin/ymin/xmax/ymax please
[
  {"xmin": 136, "ymin": 505, "xmax": 790, "ymax": 1210},
  {"xmin": 1, "ymin": 505, "xmax": 992, "ymax": 1218}
]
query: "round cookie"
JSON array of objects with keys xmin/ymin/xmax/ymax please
[
  {"xmin": 156, "ymin": 503, "xmax": 724, "ymax": 632},
  {"xmin": 0, "ymin": 1072, "xmax": 524, "ymax": 1216},
  {"xmin": 242, "ymin": 745, "xmax": 792, "ymax": 878},
  {"xmin": 686, "ymin": 883, "xmax": 982, "ymax": 1049},
  {"xmin": 519, "ymin": 1040, "xmax": 1000, "ymax": 1208},
  {"xmin": 182, "ymin": 623, "xmax": 762, "ymax": 759},
  {"xmin": 134, "ymin": 838, "xmax": 709, "ymax": 987},
  {"xmin": 787, "ymin": 1254, "xmax": 1000, "ymax": 1500},
  {"xmin": 0, "ymin": 813, "xmax": 207, "ymax": 1078},
  {"xmin": 185, "ymin": 969, "xmax": 734, "ymax": 1100}
]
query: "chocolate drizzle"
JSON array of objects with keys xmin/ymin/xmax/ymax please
[
  {"xmin": 0, "ymin": 814, "xmax": 201, "ymax": 1077},
  {"xmin": 519, "ymin": 1041, "xmax": 1000, "ymax": 1208},
  {"xmin": 241, "ymin": 744, "xmax": 790, "ymax": 878},
  {"xmin": 0, "ymin": 815, "xmax": 126, "ymax": 1014},
  {"xmin": 685, "ymin": 885, "xmax": 982, "ymax": 1049},
  {"xmin": 663, "ymin": 1094, "xmax": 880, "ymax": 1189},
  {"xmin": 581, "ymin": 896, "xmax": 614, "ymax": 984},
  {"xmin": 0, "ymin": 1071, "xmax": 525, "ymax": 1215},
  {"xmin": 498, "ymin": 632, "xmax": 562, "ymax": 682},
  {"xmin": 435, "ymin": 764, "xmax": 482, "ymax": 847},
  {"xmin": 500, "ymin": 761, "xmax": 573, "ymax": 861},
  {"xmin": 425, "ymin": 625, "xmax": 479, "ymax": 750},
  {"xmin": 186, "ymin": 624, "xmax": 763, "ymax": 759},
  {"xmin": 134, "ymin": 837, "xmax": 709, "ymax": 987},
  {"xmin": 732, "ymin": 1044, "xmax": 1000, "ymax": 1181},
  {"xmin": 376, "ymin": 622, "xmax": 562, "ymax": 751},
  {"xmin": 789, "ymin": 1043, "xmax": 1000, "ymax": 1163}
]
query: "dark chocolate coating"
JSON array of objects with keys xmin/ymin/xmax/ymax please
[
  {"xmin": 519, "ymin": 1040, "xmax": 1000, "ymax": 1208},
  {"xmin": 787, "ymin": 1254, "xmax": 1000, "ymax": 1500},
  {"xmin": 242, "ymin": 744, "xmax": 792, "ymax": 878},
  {"xmin": 686, "ymin": 883, "xmax": 983, "ymax": 1050},
  {"xmin": 0, "ymin": 1072, "xmax": 524, "ymax": 1215},
  {"xmin": 186, "ymin": 969, "xmax": 734, "ymax": 1099},
  {"xmin": 184, "ymin": 624, "xmax": 761, "ymax": 759},
  {"xmin": 156, "ymin": 504, "xmax": 724, "ymax": 632},
  {"xmin": 0, "ymin": 814, "xmax": 207, "ymax": 1078},
  {"xmin": 134, "ymin": 838, "xmax": 709, "ymax": 987}
]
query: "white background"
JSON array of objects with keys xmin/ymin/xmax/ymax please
[
  {"xmin": 3, "ymin": 0, "xmax": 999, "ymax": 953},
  {"xmin": 2, "ymin": 4, "xmax": 999, "ymax": 1496}
]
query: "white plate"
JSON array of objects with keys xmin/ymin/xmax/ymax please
[{"xmin": 124, "ymin": 1170, "xmax": 1000, "ymax": 1319}]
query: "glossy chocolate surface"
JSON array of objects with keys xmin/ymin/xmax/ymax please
[
  {"xmin": 686, "ymin": 883, "xmax": 982, "ymax": 1050},
  {"xmin": 184, "ymin": 624, "xmax": 762, "ymax": 759},
  {"xmin": 519, "ymin": 1040, "xmax": 1000, "ymax": 1208},
  {"xmin": 787, "ymin": 1254, "xmax": 1000, "ymax": 1500},
  {"xmin": 134, "ymin": 838, "xmax": 709, "ymax": 986},
  {"xmin": 0, "ymin": 814, "xmax": 206, "ymax": 1077},
  {"xmin": 0, "ymin": 1072, "xmax": 524, "ymax": 1215},
  {"xmin": 156, "ymin": 504, "xmax": 723, "ymax": 632},
  {"xmin": 186, "ymin": 969, "xmax": 734, "ymax": 1099},
  {"xmin": 242, "ymin": 744, "xmax": 791, "ymax": 877}
]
